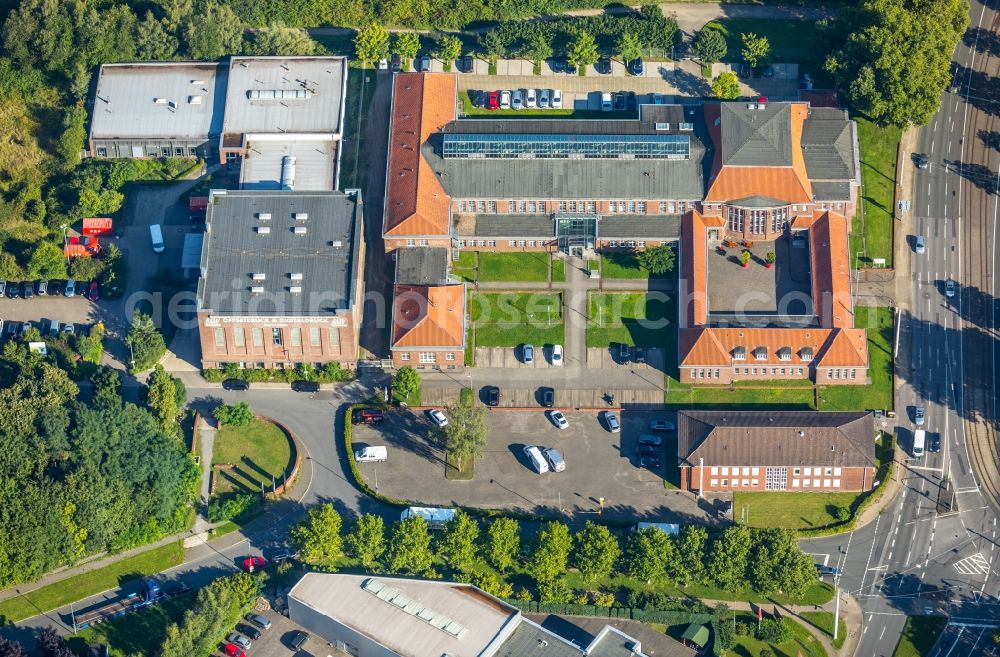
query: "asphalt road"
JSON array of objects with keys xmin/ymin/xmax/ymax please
[{"xmin": 804, "ymin": 0, "xmax": 1000, "ymax": 654}]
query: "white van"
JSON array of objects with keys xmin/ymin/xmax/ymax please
[
  {"xmin": 354, "ymin": 446, "xmax": 387, "ymax": 462},
  {"xmin": 523, "ymin": 445, "xmax": 549, "ymax": 474},
  {"xmin": 912, "ymin": 429, "xmax": 926, "ymax": 458},
  {"xmin": 150, "ymin": 224, "xmax": 165, "ymax": 254}
]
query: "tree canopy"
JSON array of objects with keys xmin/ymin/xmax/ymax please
[
  {"xmin": 291, "ymin": 503, "xmax": 343, "ymax": 571},
  {"xmin": 740, "ymin": 32, "xmax": 770, "ymax": 68},
  {"xmin": 354, "ymin": 22, "xmax": 390, "ymax": 66},
  {"xmin": 694, "ymin": 29, "xmax": 727, "ymax": 64},
  {"xmin": 711, "ymin": 72, "xmax": 740, "ymax": 100},
  {"xmin": 444, "ymin": 395, "xmax": 488, "ymax": 466}
]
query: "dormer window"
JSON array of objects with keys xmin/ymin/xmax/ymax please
[
  {"xmin": 800, "ymin": 347, "xmax": 814, "ymax": 362},
  {"xmin": 753, "ymin": 347, "xmax": 768, "ymax": 361},
  {"xmin": 778, "ymin": 347, "xmax": 792, "ymax": 361},
  {"xmin": 732, "ymin": 346, "xmax": 747, "ymax": 361}
]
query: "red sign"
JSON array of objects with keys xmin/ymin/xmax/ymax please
[{"xmin": 82, "ymin": 217, "xmax": 113, "ymax": 236}]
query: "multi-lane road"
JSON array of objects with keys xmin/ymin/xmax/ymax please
[{"xmin": 805, "ymin": 0, "xmax": 1000, "ymax": 654}]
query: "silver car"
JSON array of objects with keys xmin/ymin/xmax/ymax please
[
  {"xmin": 914, "ymin": 406, "xmax": 925, "ymax": 426},
  {"xmin": 227, "ymin": 632, "xmax": 251, "ymax": 650},
  {"xmin": 64, "ymin": 278, "xmax": 76, "ymax": 297},
  {"xmin": 601, "ymin": 411, "xmax": 620, "ymax": 433},
  {"xmin": 945, "ymin": 280, "xmax": 956, "ymax": 297},
  {"xmin": 543, "ymin": 447, "xmax": 566, "ymax": 472}
]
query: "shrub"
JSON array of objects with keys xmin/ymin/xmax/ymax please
[
  {"xmin": 538, "ymin": 577, "xmax": 572, "ymax": 604},
  {"xmin": 213, "ymin": 402, "xmax": 253, "ymax": 427},
  {"xmin": 757, "ymin": 618, "xmax": 791, "ymax": 643},
  {"xmin": 470, "ymin": 570, "xmax": 513, "ymax": 598},
  {"xmin": 459, "ymin": 387, "xmax": 474, "ymax": 405},
  {"xmin": 592, "ymin": 591, "xmax": 616, "ymax": 608},
  {"xmin": 208, "ymin": 493, "xmax": 258, "ymax": 522}
]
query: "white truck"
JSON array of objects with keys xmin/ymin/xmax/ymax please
[{"xmin": 400, "ymin": 506, "xmax": 456, "ymax": 529}]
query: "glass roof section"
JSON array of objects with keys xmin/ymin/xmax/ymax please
[{"xmin": 441, "ymin": 133, "xmax": 690, "ymax": 160}]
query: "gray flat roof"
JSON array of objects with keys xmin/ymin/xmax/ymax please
[
  {"xmin": 197, "ymin": 190, "xmax": 361, "ymax": 316},
  {"xmin": 395, "ymin": 247, "xmax": 450, "ymax": 285},
  {"xmin": 240, "ymin": 139, "xmax": 338, "ymax": 191},
  {"xmin": 222, "ymin": 57, "xmax": 347, "ymax": 138},
  {"xmin": 600, "ymin": 216, "xmax": 680, "ymax": 239},
  {"xmin": 492, "ymin": 620, "xmax": 584, "ymax": 657},
  {"xmin": 90, "ymin": 62, "xmax": 226, "ymax": 139},
  {"xmin": 288, "ymin": 574, "xmax": 519, "ymax": 657}
]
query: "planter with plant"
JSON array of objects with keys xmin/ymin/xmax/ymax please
[
  {"xmin": 740, "ymin": 250, "xmax": 752, "ymax": 268},
  {"xmin": 765, "ymin": 251, "xmax": 776, "ymax": 269}
]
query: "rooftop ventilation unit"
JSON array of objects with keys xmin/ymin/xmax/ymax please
[
  {"xmin": 290, "ymin": 273, "xmax": 303, "ymax": 281},
  {"xmin": 747, "ymin": 103, "xmax": 756, "ymax": 110},
  {"xmin": 289, "ymin": 286, "xmax": 302, "ymax": 294},
  {"xmin": 332, "ymin": 240, "xmax": 343, "ymax": 248},
  {"xmin": 247, "ymin": 89, "xmax": 313, "ymax": 100},
  {"xmin": 257, "ymin": 212, "xmax": 271, "ymax": 221},
  {"xmin": 250, "ymin": 286, "xmax": 265, "ymax": 294},
  {"xmin": 252, "ymin": 272, "xmax": 266, "ymax": 281},
  {"xmin": 191, "ymin": 79, "xmax": 204, "ymax": 85},
  {"xmin": 281, "ymin": 156, "xmax": 296, "ymax": 191},
  {"xmin": 154, "ymin": 97, "xmax": 167, "ymax": 104},
  {"xmin": 188, "ymin": 96, "xmax": 203, "ymax": 105},
  {"xmin": 256, "ymin": 226, "xmax": 271, "ymax": 234},
  {"xmin": 293, "ymin": 226, "xmax": 308, "ymax": 235},
  {"xmin": 293, "ymin": 212, "xmax": 308, "ymax": 221},
  {"xmin": 654, "ymin": 122, "xmax": 670, "ymax": 131}
]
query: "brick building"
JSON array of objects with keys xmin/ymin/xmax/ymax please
[
  {"xmin": 195, "ymin": 189, "xmax": 364, "ymax": 370},
  {"xmin": 677, "ymin": 410, "xmax": 877, "ymax": 494}
]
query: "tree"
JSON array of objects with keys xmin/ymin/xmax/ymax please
[
  {"xmin": 250, "ymin": 24, "xmax": 317, "ymax": 55},
  {"xmin": 486, "ymin": 517, "xmax": 520, "ymax": 572},
  {"xmin": 566, "ymin": 30, "xmax": 599, "ymax": 71},
  {"xmin": 709, "ymin": 525, "xmax": 753, "ymax": 591},
  {"xmin": 478, "ymin": 30, "xmax": 505, "ymax": 64},
  {"xmin": 712, "ymin": 71, "xmax": 740, "ymax": 100},
  {"xmin": 394, "ymin": 32, "xmax": 420, "ymax": 62},
  {"xmin": 26, "ymin": 242, "xmax": 67, "ymax": 279},
  {"xmin": 58, "ymin": 105, "xmax": 86, "ymax": 169},
  {"xmin": 136, "ymin": 12, "xmax": 178, "ymax": 60},
  {"xmin": 759, "ymin": 649, "xmax": 775, "ymax": 657},
  {"xmin": 392, "ymin": 366, "xmax": 420, "ymax": 402},
  {"xmin": 740, "ymin": 32, "xmax": 770, "ymax": 68},
  {"xmin": 146, "ymin": 364, "xmax": 180, "ymax": 436},
  {"xmin": 36, "ymin": 628, "xmax": 73, "ymax": 657},
  {"xmin": 125, "ymin": 310, "xmax": 166, "ymax": 372},
  {"xmin": 676, "ymin": 525, "xmax": 708, "ymax": 585},
  {"xmin": 346, "ymin": 513, "xmax": 385, "ymax": 569},
  {"xmin": 528, "ymin": 521, "xmax": 572, "ymax": 584},
  {"xmin": 523, "ymin": 32, "xmax": 553, "ymax": 63},
  {"xmin": 213, "ymin": 401, "xmax": 253, "ymax": 427},
  {"xmin": 622, "ymin": 526, "xmax": 673, "ymax": 584},
  {"xmin": 572, "ymin": 521, "xmax": 620, "ymax": 580},
  {"xmin": 291, "ymin": 503, "xmax": 343, "ymax": 571},
  {"xmin": 91, "ymin": 366, "xmax": 123, "ymax": 411},
  {"xmin": 434, "ymin": 34, "xmax": 462, "ymax": 64},
  {"xmin": 617, "ymin": 31, "xmax": 642, "ymax": 64},
  {"xmin": 437, "ymin": 509, "xmax": 479, "ymax": 573},
  {"xmin": 637, "ymin": 244, "xmax": 675, "ymax": 274},
  {"xmin": 182, "ymin": 1, "xmax": 242, "ymax": 60},
  {"xmin": 354, "ymin": 22, "xmax": 390, "ymax": 66},
  {"xmin": 694, "ymin": 29, "xmax": 727, "ymax": 64},
  {"xmin": 387, "ymin": 515, "xmax": 433, "ymax": 575},
  {"xmin": 470, "ymin": 570, "xmax": 513, "ymax": 598},
  {"xmin": 825, "ymin": 0, "xmax": 968, "ymax": 126},
  {"xmin": 444, "ymin": 396, "xmax": 488, "ymax": 466},
  {"xmin": 0, "ymin": 636, "xmax": 26, "ymax": 657},
  {"xmin": 537, "ymin": 576, "xmax": 572, "ymax": 604},
  {"xmin": 77, "ymin": 187, "xmax": 125, "ymax": 216}
]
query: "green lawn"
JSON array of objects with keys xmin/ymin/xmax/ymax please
[
  {"xmin": 726, "ymin": 612, "xmax": 829, "ymax": 657},
  {"xmin": 478, "ymin": 252, "xmax": 551, "ymax": 282},
  {"xmin": 701, "ymin": 18, "xmax": 818, "ymax": 61},
  {"xmin": 800, "ymin": 611, "xmax": 848, "ymax": 650},
  {"xmin": 551, "ymin": 258, "xmax": 566, "ymax": 283},
  {"xmin": 855, "ymin": 118, "xmax": 902, "ymax": 267},
  {"xmin": 892, "ymin": 616, "xmax": 948, "ymax": 657},
  {"xmin": 67, "ymin": 590, "xmax": 195, "ymax": 657},
  {"xmin": 818, "ymin": 306, "xmax": 894, "ymax": 412},
  {"xmin": 600, "ymin": 252, "xmax": 665, "ymax": 279},
  {"xmin": 733, "ymin": 491, "xmax": 861, "ymax": 531},
  {"xmin": 666, "ymin": 379, "xmax": 816, "ymax": 409},
  {"xmin": 0, "ymin": 542, "xmax": 184, "ymax": 623},
  {"xmin": 212, "ymin": 418, "xmax": 294, "ymax": 498},
  {"xmin": 469, "ymin": 292, "xmax": 564, "ymax": 347},
  {"xmin": 452, "ymin": 251, "xmax": 478, "ymax": 282},
  {"xmin": 587, "ymin": 292, "xmax": 675, "ymax": 349}
]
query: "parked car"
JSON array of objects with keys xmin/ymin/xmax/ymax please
[
  {"xmin": 487, "ymin": 90, "xmax": 500, "ymax": 110},
  {"xmin": 539, "ymin": 88, "xmax": 550, "ymax": 108},
  {"xmin": 525, "ymin": 88, "xmax": 537, "ymax": 108},
  {"xmin": 417, "ymin": 55, "xmax": 431, "ymax": 72},
  {"xmin": 270, "ymin": 549, "xmax": 297, "ymax": 563},
  {"xmin": 650, "ymin": 420, "xmax": 675, "ymax": 432},
  {"xmin": 241, "ymin": 556, "xmax": 267, "ymax": 572},
  {"xmin": 550, "ymin": 59, "xmax": 564, "ymax": 73},
  {"xmin": 739, "ymin": 61, "xmax": 751, "ymax": 78},
  {"xmin": 551, "ymin": 344, "xmax": 563, "ymax": 366},
  {"xmin": 354, "ymin": 409, "xmax": 385, "ymax": 425},
  {"xmin": 618, "ymin": 343, "xmax": 630, "ymax": 363},
  {"xmin": 222, "ymin": 643, "xmax": 246, "ymax": 657},
  {"xmin": 35, "ymin": 280, "xmax": 47, "ymax": 296},
  {"xmin": 601, "ymin": 92, "xmax": 613, "ymax": 111},
  {"xmin": 499, "ymin": 90, "xmax": 511, "ymax": 109},
  {"xmin": 761, "ymin": 64, "xmax": 774, "ymax": 78},
  {"xmin": 626, "ymin": 91, "xmax": 637, "ymax": 111},
  {"xmin": 237, "ymin": 624, "xmax": 262, "ymax": 641},
  {"xmin": 64, "ymin": 278, "xmax": 76, "ymax": 297},
  {"xmin": 486, "ymin": 386, "xmax": 501, "ymax": 407},
  {"xmin": 459, "ymin": 55, "xmax": 474, "ymax": 73},
  {"xmin": 637, "ymin": 434, "xmax": 662, "ymax": 446},
  {"xmin": 630, "ymin": 58, "xmax": 644, "ymax": 76},
  {"xmin": 597, "ymin": 57, "xmax": 612, "ymax": 74},
  {"xmin": 601, "ymin": 411, "xmax": 620, "ymax": 433},
  {"xmin": 20, "ymin": 281, "xmax": 33, "ymax": 299},
  {"xmin": 245, "ymin": 613, "xmax": 272, "ymax": 630},
  {"xmin": 633, "ymin": 346, "xmax": 646, "ymax": 363},
  {"xmin": 928, "ymin": 434, "xmax": 941, "ymax": 453},
  {"xmin": 915, "ymin": 153, "xmax": 930, "ymax": 169},
  {"xmin": 227, "ymin": 632, "xmax": 252, "ymax": 650},
  {"xmin": 540, "ymin": 387, "xmax": 554, "ymax": 407},
  {"xmin": 291, "ymin": 380, "xmax": 320, "ymax": 393},
  {"xmin": 945, "ymin": 280, "xmax": 957, "ymax": 297},
  {"xmin": 5, "ymin": 281, "xmax": 17, "ymax": 298},
  {"xmin": 19, "ymin": 320, "xmax": 32, "ymax": 336},
  {"xmin": 635, "ymin": 444, "xmax": 659, "ymax": 457},
  {"xmin": 222, "ymin": 378, "xmax": 250, "ymax": 391},
  {"xmin": 915, "ymin": 235, "xmax": 926, "ymax": 254},
  {"xmin": 5, "ymin": 322, "xmax": 17, "ymax": 337},
  {"xmin": 522, "ymin": 343, "xmax": 534, "ymax": 364},
  {"xmin": 613, "ymin": 92, "xmax": 626, "ymax": 111},
  {"xmin": 543, "ymin": 447, "xmax": 566, "ymax": 473},
  {"xmin": 290, "ymin": 631, "xmax": 310, "ymax": 650},
  {"xmin": 355, "ymin": 445, "xmax": 388, "ymax": 462},
  {"xmin": 548, "ymin": 410, "xmax": 569, "ymax": 429},
  {"xmin": 48, "ymin": 320, "xmax": 59, "ymax": 337},
  {"xmin": 523, "ymin": 445, "xmax": 549, "ymax": 474},
  {"xmin": 62, "ymin": 323, "xmax": 75, "ymax": 336},
  {"xmin": 638, "ymin": 456, "xmax": 661, "ymax": 470},
  {"xmin": 816, "ymin": 564, "xmax": 841, "ymax": 576},
  {"xmin": 914, "ymin": 406, "xmax": 926, "ymax": 426},
  {"xmin": 470, "ymin": 90, "xmax": 485, "ymax": 107},
  {"xmin": 552, "ymin": 89, "xmax": 563, "ymax": 109},
  {"xmin": 512, "ymin": 89, "xmax": 524, "ymax": 110},
  {"xmin": 0, "ymin": 280, "xmax": 5, "ymax": 297},
  {"xmin": 428, "ymin": 409, "xmax": 449, "ymax": 427},
  {"xmin": 87, "ymin": 280, "xmax": 100, "ymax": 301},
  {"xmin": 48, "ymin": 279, "xmax": 63, "ymax": 296}
]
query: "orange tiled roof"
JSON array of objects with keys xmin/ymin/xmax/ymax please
[
  {"xmin": 679, "ymin": 326, "xmax": 867, "ymax": 369},
  {"xmin": 384, "ymin": 73, "xmax": 456, "ymax": 238},
  {"xmin": 680, "ymin": 210, "xmax": 709, "ymax": 327},
  {"xmin": 809, "ymin": 210, "xmax": 853, "ymax": 328},
  {"xmin": 704, "ymin": 102, "xmax": 813, "ymax": 205},
  {"xmin": 391, "ymin": 283, "xmax": 466, "ymax": 349}
]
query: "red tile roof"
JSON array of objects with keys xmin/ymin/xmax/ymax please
[
  {"xmin": 391, "ymin": 284, "xmax": 466, "ymax": 349},
  {"xmin": 384, "ymin": 73, "xmax": 456, "ymax": 238},
  {"xmin": 810, "ymin": 210, "xmax": 853, "ymax": 328},
  {"xmin": 680, "ymin": 210, "xmax": 709, "ymax": 327},
  {"xmin": 678, "ymin": 326, "xmax": 868, "ymax": 369}
]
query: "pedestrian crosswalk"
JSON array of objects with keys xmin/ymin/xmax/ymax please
[{"xmin": 953, "ymin": 553, "xmax": 990, "ymax": 576}]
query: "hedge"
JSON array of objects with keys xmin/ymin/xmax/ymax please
[
  {"xmin": 503, "ymin": 599, "xmax": 712, "ymax": 626},
  {"xmin": 203, "ymin": 362, "xmax": 354, "ymax": 383}
]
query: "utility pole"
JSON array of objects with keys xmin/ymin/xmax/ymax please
[{"xmin": 833, "ymin": 582, "xmax": 841, "ymax": 642}]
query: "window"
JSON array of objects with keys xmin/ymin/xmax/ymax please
[
  {"xmin": 419, "ymin": 239, "xmax": 428, "ymax": 246},
  {"xmin": 793, "ymin": 468, "xmax": 801, "ymax": 475},
  {"xmin": 252, "ymin": 328, "xmax": 264, "ymax": 347},
  {"xmin": 824, "ymin": 467, "xmax": 833, "ymax": 475},
  {"xmin": 833, "ymin": 479, "xmax": 841, "ymax": 487},
  {"xmin": 329, "ymin": 328, "xmax": 340, "ymax": 346},
  {"xmin": 214, "ymin": 328, "xmax": 225, "ymax": 348},
  {"xmin": 638, "ymin": 240, "xmax": 646, "ymax": 248},
  {"xmin": 487, "ymin": 201, "xmax": 496, "ymax": 212},
  {"xmin": 608, "ymin": 240, "xmax": 617, "ymax": 248},
  {"xmin": 628, "ymin": 201, "xmax": 636, "ymax": 213},
  {"xmin": 711, "ymin": 467, "xmax": 718, "ymax": 475},
  {"xmin": 445, "ymin": 352, "xmax": 455, "ymax": 361},
  {"xmin": 310, "ymin": 327, "xmax": 321, "ymax": 347},
  {"xmin": 710, "ymin": 479, "xmax": 718, "ymax": 487},
  {"xmin": 174, "ymin": 147, "xmax": 184, "ymax": 156},
  {"xmin": 528, "ymin": 240, "xmax": 536, "ymax": 247},
  {"xmin": 272, "ymin": 328, "xmax": 282, "ymax": 346},
  {"xmin": 233, "ymin": 327, "xmax": 245, "ymax": 347},
  {"xmin": 834, "ymin": 467, "xmax": 842, "ymax": 476},
  {"xmin": 487, "ymin": 240, "xmax": 496, "ymax": 247},
  {"xmin": 477, "ymin": 200, "xmax": 486, "ymax": 212},
  {"xmin": 715, "ymin": 369, "xmax": 720, "ymax": 378},
  {"xmin": 457, "ymin": 240, "xmax": 466, "ymax": 247},
  {"xmin": 509, "ymin": 240, "xmax": 517, "ymax": 247},
  {"xmin": 608, "ymin": 202, "xmax": 617, "ymax": 214},
  {"xmin": 406, "ymin": 239, "xmax": 415, "ymax": 246},
  {"xmin": 527, "ymin": 201, "xmax": 536, "ymax": 213},
  {"xmin": 400, "ymin": 352, "xmax": 410, "ymax": 361},
  {"xmin": 568, "ymin": 201, "xmax": 577, "ymax": 212},
  {"xmin": 419, "ymin": 352, "xmax": 435, "ymax": 363},
  {"xmin": 721, "ymin": 479, "xmax": 729, "ymax": 487},
  {"xmin": 478, "ymin": 240, "xmax": 486, "ymax": 246},
  {"xmin": 721, "ymin": 467, "xmax": 729, "ymax": 475},
  {"xmin": 291, "ymin": 328, "xmax": 301, "ymax": 347},
  {"xmin": 518, "ymin": 240, "xmax": 526, "ymax": 247},
  {"xmin": 97, "ymin": 147, "xmax": 108, "ymax": 157},
  {"xmin": 637, "ymin": 202, "xmax": 646, "ymax": 213},
  {"xmin": 851, "ymin": 369, "xmax": 857, "ymax": 379},
  {"xmin": 161, "ymin": 147, "xmax": 170, "ymax": 157},
  {"xmin": 792, "ymin": 479, "xmax": 800, "ymax": 487},
  {"xmin": 659, "ymin": 202, "xmax": 667, "ymax": 213},
  {"xmin": 559, "ymin": 201, "xmax": 567, "ymax": 212}
]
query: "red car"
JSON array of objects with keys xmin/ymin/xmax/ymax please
[
  {"xmin": 241, "ymin": 556, "xmax": 267, "ymax": 572},
  {"xmin": 222, "ymin": 643, "xmax": 247, "ymax": 657},
  {"xmin": 87, "ymin": 281, "xmax": 99, "ymax": 301},
  {"xmin": 487, "ymin": 90, "xmax": 500, "ymax": 110}
]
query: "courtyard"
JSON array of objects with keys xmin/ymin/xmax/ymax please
[{"xmin": 708, "ymin": 235, "xmax": 812, "ymax": 318}]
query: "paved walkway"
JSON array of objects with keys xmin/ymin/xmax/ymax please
[
  {"xmin": 198, "ymin": 417, "xmax": 217, "ymax": 523},
  {"xmin": 564, "ymin": 257, "xmax": 590, "ymax": 368}
]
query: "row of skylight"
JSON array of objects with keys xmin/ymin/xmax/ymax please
[{"xmin": 361, "ymin": 578, "xmax": 467, "ymax": 639}]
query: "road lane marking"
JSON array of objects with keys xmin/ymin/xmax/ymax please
[{"xmin": 953, "ymin": 553, "xmax": 990, "ymax": 576}]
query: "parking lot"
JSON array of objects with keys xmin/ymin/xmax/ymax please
[
  {"xmin": 0, "ymin": 285, "xmax": 101, "ymax": 339},
  {"xmin": 215, "ymin": 608, "xmax": 319, "ymax": 657},
  {"xmin": 352, "ymin": 409, "xmax": 720, "ymax": 523}
]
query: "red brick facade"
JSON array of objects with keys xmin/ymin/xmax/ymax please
[{"xmin": 680, "ymin": 464, "xmax": 876, "ymax": 493}]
